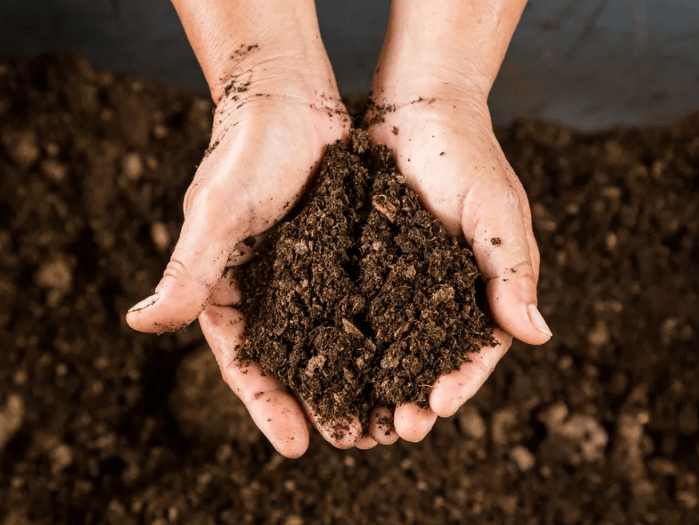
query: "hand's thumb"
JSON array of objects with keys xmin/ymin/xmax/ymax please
[
  {"xmin": 462, "ymin": 176, "xmax": 552, "ymax": 346},
  {"xmin": 126, "ymin": 191, "xmax": 242, "ymax": 333}
]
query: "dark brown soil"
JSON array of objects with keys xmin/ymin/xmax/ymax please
[
  {"xmin": 1, "ymin": 55, "xmax": 698, "ymax": 525},
  {"xmin": 238, "ymin": 129, "xmax": 494, "ymax": 431}
]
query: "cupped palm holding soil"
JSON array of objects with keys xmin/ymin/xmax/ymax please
[{"xmin": 127, "ymin": 0, "xmax": 552, "ymax": 457}]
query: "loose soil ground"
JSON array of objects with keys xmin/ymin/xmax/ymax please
[{"xmin": 1, "ymin": 55, "xmax": 698, "ymax": 525}]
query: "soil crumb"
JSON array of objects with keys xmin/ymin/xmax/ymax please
[
  {"xmin": 238, "ymin": 130, "xmax": 495, "ymax": 431},
  {"xmin": 362, "ymin": 98, "xmax": 397, "ymax": 126}
]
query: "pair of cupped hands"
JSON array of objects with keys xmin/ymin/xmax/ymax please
[{"xmin": 126, "ymin": 46, "xmax": 552, "ymax": 457}]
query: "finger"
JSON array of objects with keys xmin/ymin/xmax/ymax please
[
  {"xmin": 394, "ymin": 403, "xmax": 438, "ymax": 442},
  {"xmin": 368, "ymin": 407, "xmax": 399, "ymax": 445},
  {"xmin": 297, "ymin": 396, "xmax": 363, "ymax": 450},
  {"xmin": 199, "ymin": 303, "xmax": 309, "ymax": 458},
  {"xmin": 461, "ymin": 171, "xmax": 552, "ymax": 345},
  {"xmin": 355, "ymin": 435, "xmax": 379, "ymax": 450},
  {"xmin": 127, "ymin": 186, "xmax": 248, "ymax": 333},
  {"xmin": 429, "ymin": 328, "xmax": 512, "ymax": 417}
]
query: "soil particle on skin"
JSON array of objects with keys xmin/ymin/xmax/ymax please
[
  {"xmin": 238, "ymin": 129, "xmax": 495, "ymax": 432},
  {"xmin": 375, "ymin": 415, "xmax": 395, "ymax": 436},
  {"xmin": 232, "ymin": 43, "xmax": 259, "ymax": 58},
  {"xmin": 362, "ymin": 98, "xmax": 397, "ymax": 126},
  {"xmin": 223, "ymin": 78, "xmax": 251, "ymax": 98},
  {"xmin": 203, "ymin": 138, "xmax": 220, "ymax": 158}
]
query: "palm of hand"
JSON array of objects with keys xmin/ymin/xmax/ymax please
[
  {"xmin": 127, "ymin": 82, "xmax": 349, "ymax": 332},
  {"xmin": 362, "ymin": 97, "xmax": 550, "ymax": 443},
  {"xmin": 128, "ymin": 83, "xmax": 357, "ymax": 456}
]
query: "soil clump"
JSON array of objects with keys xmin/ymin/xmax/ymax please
[{"xmin": 238, "ymin": 130, "xmax": 494, "ymax": 431}]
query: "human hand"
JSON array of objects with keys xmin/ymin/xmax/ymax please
[
  {"xmin": 364, "ymin": 46, "xmax": 552, "ymax": 445},
  {"xmin": 125, "ymin": 40, "xmax": 384, "ymax": 455}
]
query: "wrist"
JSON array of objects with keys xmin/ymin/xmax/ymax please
[
  {"xmin": 209, "ymin": 44, "xmax": 336, "ymax": 107},
  {"xmin": 372, "ymin": 64, "xmax": 491, "ymax": 111},
  {"xmin": 370, "ymin": 55, "xmax": 492, "ymax": 126},
  {"xmin": 372, "ymin": 0, "xmax": 526, "ymax": 105},
  {"xmin": 172, "ymin": 0, "xmax": 335, "ymax": 104}
]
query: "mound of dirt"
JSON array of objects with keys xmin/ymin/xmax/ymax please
[
  {"xmin": 239, "ymin": 129, "xmax": 494, "ymax": 432},
  {"xmin": 1, "ymin": 55, "xmax": 698, "ymax": 525}
]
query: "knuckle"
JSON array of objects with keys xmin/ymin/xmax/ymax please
[
  {"xmin": 163, "ymin": 257, "xmax": 189, "ymax": 281},
  {"xmin": 208, "ymin": 346, "xmax": 239, "ymax": 388},
  {"xmin": 186, "ymin": 182, "xmax": 216, "ymax": 211},
  {"xmin": 214, "ymin": 352, "xmax": 242, "ymax": 398},
  {"xmin": 473, "ymin": 357, "xmax": 496, "ymax": 379},
  {"xmin": 509, "ymin": 260, "xmax": 536, "ymax": 276},
  {"xmin": 220, "ymin": 365, "xmax": 239, "ymax": 395},
  {"xmin": 183, "ymin": 179, "xmax": 230, "ymax": 216},
  {"xmin": 182, "ymin": 179, "xmax": 206, "ymax": 216}
]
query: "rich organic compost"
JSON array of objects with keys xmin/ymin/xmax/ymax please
[
  {"xmin": 239, "ymin": 129, "xmax": 494, "ymax": 432},
  {"xmin": 1, "ymin": 55, "xmax": 697, "ymax": 525}
]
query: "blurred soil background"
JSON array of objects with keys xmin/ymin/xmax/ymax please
[{"xmin": 0, "ymin": 54, "xmax": 697, "ymax": 525}]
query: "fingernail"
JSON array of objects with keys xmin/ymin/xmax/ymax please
[
  {"xmin": 128, "ymin": 294, "xmax": 160, "ymax": 313},
  {"xmin": 527, "ymin": 304, "xmax": 553, "ymax": 338}
]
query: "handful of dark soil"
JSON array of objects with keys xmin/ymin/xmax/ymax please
[{"xmin": 238, "ymin": 130, "xmax": 495, "ymax": 431}]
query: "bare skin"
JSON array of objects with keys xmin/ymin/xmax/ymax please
[
  {"xmin": 366, "ymin": 0, "xmax": 552, "ymax": 443},
  {"xmin": 126, "ymin": 0, "xmax": 373, "ymax": 455},
  {"xmin": 127, "ymin": 0, "xmax": 551, "ymax": 456}
]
